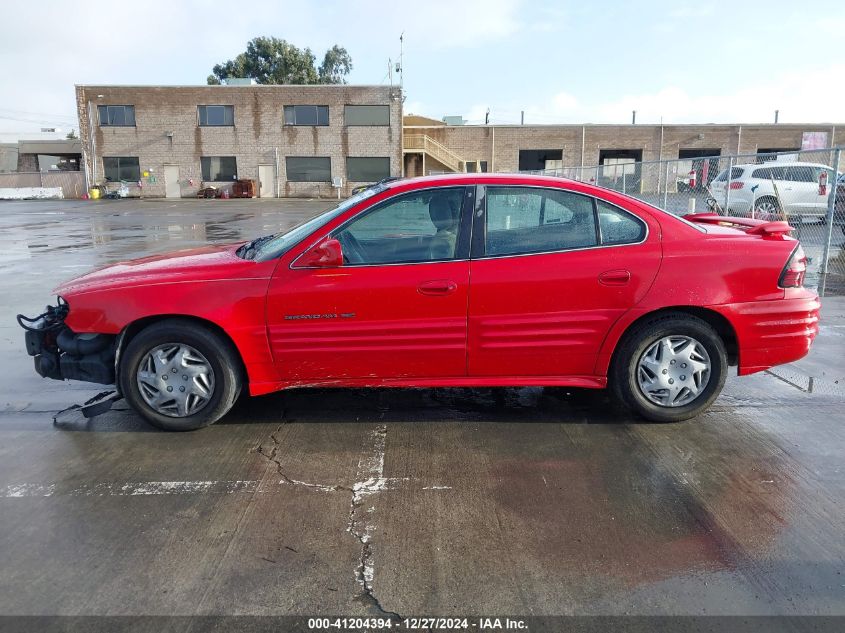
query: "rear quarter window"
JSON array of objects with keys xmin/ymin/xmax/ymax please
[
  {"xmin": 597, "ymin": 200, "xmax": 646, "ymax": 245},
  {"xmin": 715, "ymin": 167, "xmax": 745, "ymax": 181}
]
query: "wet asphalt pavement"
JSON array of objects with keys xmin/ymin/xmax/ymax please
[{"xmin": 0, "ymin": 199, "xmax": 843, "ymax": 618}]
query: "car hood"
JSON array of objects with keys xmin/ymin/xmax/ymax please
[{"xmin": 54, "ymin": 242, "xmax": 271, "ymax": 295}]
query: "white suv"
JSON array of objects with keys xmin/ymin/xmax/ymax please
[{"xmin": 709, "ymin": 161, "xmax": 836, "ymax": 221}]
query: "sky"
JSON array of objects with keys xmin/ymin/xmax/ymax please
[{"xmin": 2, "ymin": 0, "xmax": 844, "ymax": 141}]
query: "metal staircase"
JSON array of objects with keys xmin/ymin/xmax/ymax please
[{"xmin": 403, "ymin": 134, "xmax": 465, "ymax": 173}]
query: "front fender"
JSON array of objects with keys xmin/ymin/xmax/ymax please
[{"xmin": 61, "ymin": 279, "xmax": 279, "ymax": 392}]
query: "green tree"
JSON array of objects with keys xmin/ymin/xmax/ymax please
[
  {"xmin": 207, "ymin": 37, "xmax": 352, "ymax": 85},
  {"xmin": 65, "ymin": 129, "xmax": 78, "ymax": 139},
  {"xmin": 318, "ymin": 45, "xmax": 353, "ymax": 84}
]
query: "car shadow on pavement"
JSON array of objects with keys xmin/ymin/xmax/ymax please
[
  {"xmin": 218, "ymin": 386, "xmax": 639, "ymax": 427},
  {"xmin": 46, "ymin": 387, "xmax": 640, "ymax": 433}
]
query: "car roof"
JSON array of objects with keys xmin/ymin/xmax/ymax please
[
  {"xmin": 383, "ymin": 172, "xmax": 579, "ymax": 190},
  {"xmin": 380, "ymin": 172, "xmax": 713, "ymax": 234},
  {"xmin": 732, "ymin": 161, "xmax": 831, "ymax": 170}
]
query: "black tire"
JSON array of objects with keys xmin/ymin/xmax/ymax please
[
  {"xmin": 119, "ymin": 319, "xmax": 242, "ymax": 431},
  {"xmin": 611, "ymin": 314, "xmax": 728, "ymax": 423}
]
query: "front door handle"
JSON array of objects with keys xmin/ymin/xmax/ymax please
[
  {"xmin": 418, "ymin": 280, "xmax": 458, "ymax": 296},
  {"xmin": 598, "ymin": 269, "xmax": 631, "ymax": 286}
]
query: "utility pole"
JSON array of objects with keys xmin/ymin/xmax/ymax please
[
  {"xmin": 632, "ymin": 110, "xmax": 637, "ymax": 125},
  {"xmin": 774, "ymin": 109, "xmax": 779, "ymax": 124}
]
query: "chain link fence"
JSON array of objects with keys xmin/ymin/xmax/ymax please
[{"xmin": 524, "ymin": 147, "xmax": 844, "ymax": 297}]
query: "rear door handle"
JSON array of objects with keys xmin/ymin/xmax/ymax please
[
  {"xmin": 598, "ymin": 269, "xmax": 631, "ymax": 286},
  {"xmin": 418, "ymin": 280, "xmax": 458, "ymax": 296}
]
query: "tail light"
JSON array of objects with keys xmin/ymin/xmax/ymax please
[
  {"xmin": 779, "ymin": 245, "xmax": 807, "ymax": 288},
  {"xmin": 729, "ymin": 181, "xmax": 744, "ymax": 190}
]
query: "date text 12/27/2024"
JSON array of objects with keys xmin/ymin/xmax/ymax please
[{"xmin": 307, "ymin": 617, "xmax": 528, "ymax": 630}]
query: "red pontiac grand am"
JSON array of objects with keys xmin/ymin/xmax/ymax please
[{"xmin": 20, "ymin": 174, "xmax": 820, "ymax": 430}]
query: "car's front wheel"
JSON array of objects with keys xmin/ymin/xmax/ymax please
[
  {"xmin": 119, "ymin": 319, "xmax": 242, "ymax": 431},
  {"xmin": 611, "ymin": 314, "xmax": 728, "ymax": 422}
]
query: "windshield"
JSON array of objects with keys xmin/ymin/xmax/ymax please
[{"xmin": 251, "ymin": 185, "xmax": 385, "ymax": 262}]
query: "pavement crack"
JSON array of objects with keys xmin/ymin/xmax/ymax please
[
  {"xmin": 253, "ymin": 424, "xmax": 351, "ymax": 493},
  {"xmin": 345, "ymin": 433, "xmax": 403, "ymax": 622},
  {"xmin": 253, "ymin": 422, "xmax": 403, "ymax": 621}
]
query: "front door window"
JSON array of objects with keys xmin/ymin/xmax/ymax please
[{"xmin": 333, "ymin": 187, "xmax": 465, "ymax": 264}]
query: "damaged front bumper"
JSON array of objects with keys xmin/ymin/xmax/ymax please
[{"xmin": 19, "ymin": 298, "xmax": 116, "ymax": 385}]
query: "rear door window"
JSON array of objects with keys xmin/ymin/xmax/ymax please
[{"xmin": 754, "ymin": 166, "xmax": 786, "ymax": 180}]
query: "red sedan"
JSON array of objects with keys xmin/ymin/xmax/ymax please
[{"xmin": 20, "ymin": 174, "xmax": 820, "ymax": 430}]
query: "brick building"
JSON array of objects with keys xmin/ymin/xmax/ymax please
[
  {"xmin": 402, "ymin": 121, "xmax": 842, "ymax": 188},
  {"xmin": 75, "ymin": 82, "xmax": 841, "ymax": 198},
  {"xmin": 76, "ymin": 84, "xmax": 403, "ymax": 198}
]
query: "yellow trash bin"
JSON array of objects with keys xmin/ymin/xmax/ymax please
[{"xmin": 89, "ymin": 188, "xmax": 101, "ymax": 200}]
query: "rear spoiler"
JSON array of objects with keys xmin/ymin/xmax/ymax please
[{"xmin": 683, "ymin": 213, "xmax": 794, "ymax": 238}]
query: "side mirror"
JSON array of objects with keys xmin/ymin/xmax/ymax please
[{"xmin": 294, "ymin": 238, "xmax": 343, "ymax": 268}]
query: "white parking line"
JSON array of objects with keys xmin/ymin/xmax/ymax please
[
  {"xmin": 1, "ymin": 474, "xmax": 451, "ymax": 498},
  {"xmin": 1, "ymin": 480, "xmax": 261, "ymax": 497}
]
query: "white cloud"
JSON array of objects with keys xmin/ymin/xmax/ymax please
[
  {"xmin": 0, "ymin": 0, "xmax": 254, "ymax": 138},
  {"xmin": 0, "ymin": 0, "xmax": 529, "ymax": 139},
  {"xmin": 511, "ymin": 65, "xmax": 845, "ymax": 125},
  {"xmin": 2, "ymin": 0, "xmax": 842, "ymax": 142}
]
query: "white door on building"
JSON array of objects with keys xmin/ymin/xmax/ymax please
[
  {"xmin": 164, "ymin": 165, "xmax": 180, "ymax": 198},
  {"xmin": 258, "ymin": 165, "xmax": 275, "ymax": 198}
]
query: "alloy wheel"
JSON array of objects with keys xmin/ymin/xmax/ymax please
[{"xmin": 755, "ymin": 200, "xmax": 779, "ymax": 216}]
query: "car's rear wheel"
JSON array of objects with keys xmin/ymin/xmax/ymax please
[
  {"xmin": 754, "ymin": 197, "xmax": 780, "ymax": 219},
  {"xmin": 611, "ymin": 314, "xmax": 728, "ymax": 422},
  {"xmin": 119, "ymin": 319, "xmax": 242, "ymax": 431}
]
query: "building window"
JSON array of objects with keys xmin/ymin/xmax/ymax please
[
  {"xmin": 286, "ymin": 157, "xmax": 331, "ymax": 182},
  {"xmin": 465, "ymin": 161, "xmax": 477, "ymax": 173},
  {"xmin": 103, "ymin": 157, "xmax": 140, "ymax": 182},
  {"xmin": 198, "ymin": 105, "xmax": 234, "ymax": 126},
  {"xmin": 518, "ymin": 149, "xmax": 562, "ymax": 172},
  {"xmin": 97, "ymin": 105, "xmax": 135, "ymax": 127},
  {"xmin": 347, "ymin": 157, "xmax": 390, "ymax": 182},
  {"xmin": 201, "ymin": 156, "xmax": 237, "ymax": 181},
  {"xmin": 479, "ymin": 161, "xmax": 489, "ymax": 172},
  {"xmin": 344, "ymin": 105, "xmax": 390, "ymax": 126},
  {"xmin": 284, "ymin": 105, "xmax": 329, "ymax": 126}
]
